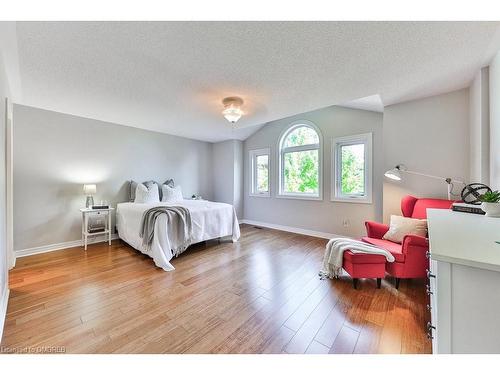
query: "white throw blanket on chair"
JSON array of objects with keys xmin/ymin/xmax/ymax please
[{"xmin": 319, "ymin": 238, "xmax": 395, "ymax": 279}]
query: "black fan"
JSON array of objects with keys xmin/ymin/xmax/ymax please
[{"xmin": 461, "ymin": 183, "xmax": 492, "ymax": 205}]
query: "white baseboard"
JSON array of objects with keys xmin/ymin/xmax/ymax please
[
  {"xmin": 15, "ymin": 221, "xmax": 336, "ymax": 258},
  {"xmin": 240, "ymin": 219, "xmax": 340, "ymax": 239},
  {"xmin": 0, "ymin": 287, "xmax": 10, "ymax": 343},
  {"xmin": 15, "ymin": 234, "xmax": 119, "ymax": 258}
]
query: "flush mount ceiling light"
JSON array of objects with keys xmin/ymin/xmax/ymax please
[{"xmin": 222, "ymin": 96, "xmax": 244, "ymax": 124}]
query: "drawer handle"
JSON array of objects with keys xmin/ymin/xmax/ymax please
[
  {"xmin": 425, "ymin": 251, "xmax": 430, "ymax": 259},
  {"xmin": 426, "ymin": 321, "xmax": 436, "ymax": 340},
  {"xmin": 426, "ymin": 285, "xmax": 433, "ymax": 295},
  {"xmin": 426, "ymin": 269, "xmax": 436, "ymax": 279},
  {"xmin": 426, "ymin": 304, "xmax": 432, "ymax": 311}
]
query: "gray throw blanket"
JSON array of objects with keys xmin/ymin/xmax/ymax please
[{"xmin": 139, "ymin": 206, "xmax": 193, "ymax": 256}]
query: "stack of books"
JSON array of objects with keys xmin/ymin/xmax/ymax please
[
  {"xmin": 451, "ymin": 202, "xmax": 485, "ymax": 215},
  {"xmin": 92, "ymin": 205, "xmax": 109, "ymax": 209}
]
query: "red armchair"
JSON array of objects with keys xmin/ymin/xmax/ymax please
[{"xmin": 363, "ymin": 195, "xmax": 454, "ymax": 289}]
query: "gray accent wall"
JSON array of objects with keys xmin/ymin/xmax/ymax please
[
  {"xmin": 469, "ymin": 67, "xmax": 490, "ymax": 185},
  {"xmin": 212, "ymin": 140, "xmax": 243, "ymax": 218},
  {"xmin": 383, "ymin": 89, "xmax": 470, "ymax": 222},
  {"xmin": 490, "ymin": 52, "xmax": 500, "ymax": 190},
  {"xmin": 243, "ymin": 106, "xmax": 384, "ymax": 238},
  {"xmin": 13, "ymin": 105, "xmax": 214, "ymax": 252}
]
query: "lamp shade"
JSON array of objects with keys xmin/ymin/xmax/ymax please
[
  {"xmin": 384, "ymin": 168, "xmax": 402, "ymax": 181},
  {"xmin": 83, "ymin": 184, "xmax": 97, "ymax": 195}
]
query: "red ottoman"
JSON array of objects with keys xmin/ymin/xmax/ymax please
[{"xmin": 343, "ymin": 250, "xmax": 386, "ymax": 289}]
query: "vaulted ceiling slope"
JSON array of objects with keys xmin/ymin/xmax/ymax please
[{"xmin": 9, "ymin": 21, "xmax": 500, "ymax": 142}]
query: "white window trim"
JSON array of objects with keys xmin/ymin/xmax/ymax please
[
  {"xmin": 331, "ymin": 132, "xmax": 373, "ymax": 204},
  {"xmin": 277, "ymin": 121, "xmax": 323, "ymax": 201},
  {"xmin": 249, "ymin": 148, "xmax": 271, "ymax": 198}
]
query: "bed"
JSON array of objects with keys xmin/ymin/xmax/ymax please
[{"xmin": 116, "ymin": 200, "xmax": 240, "ymax": 271}]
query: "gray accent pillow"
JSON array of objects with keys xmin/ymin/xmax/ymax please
[
  {"xmin": 129, "ymin": 180, "xmax": 157, "ymax": 202},
  {"xmin": 129, "ymin": 180, "xmax": 137, "ymax": 202},
  {"xmin": 164, "ymin": 179, "xmax": 175, "ymax": 188}
]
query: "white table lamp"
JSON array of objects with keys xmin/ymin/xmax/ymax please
[{"xmin": 83, "ymin": 184, "xmax": 97, "ymax": 208}]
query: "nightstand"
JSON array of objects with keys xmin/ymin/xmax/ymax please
[{"xmin": 80, "ymin": 207, "xmax": 115, "ymax": 250}]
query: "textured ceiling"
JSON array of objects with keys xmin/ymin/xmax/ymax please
[{"xmin": 13, "ymin": 21, "xmax": 500, "ymax": 142}]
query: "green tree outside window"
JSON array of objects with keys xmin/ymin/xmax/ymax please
[{"xmin": 340, "ymin": 144, "xmax": 365, "ymax": 195}]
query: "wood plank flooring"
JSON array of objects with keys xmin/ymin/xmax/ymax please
[{"xmin": 1, "ymin": 225, "xmax": 432, "ymax": 354}]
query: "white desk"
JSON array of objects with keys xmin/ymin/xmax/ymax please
[
  {"xmin": 427, "ymin": 209, "xmax": 500, "ymax": 353},
  {"xmin": 80, "ymin": 207, "xmax": 115, "ymax": 250}
]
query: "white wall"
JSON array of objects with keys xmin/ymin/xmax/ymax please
[
  {"xmin": 383, "ymin": 89, "xmax": 470, "ymax": 222},
  {"xmin": 469, "ymin": 67, "xmax": 490, "ymax": 184},
  {"xmin": 13, "ymin": 105, "xmax": 214, "ymax": 252},
  {"xmin": 212, "ymin": 140, "xmax": 243, "ymax": 218},
  {"xmin": 0, "ymin": 22, "xmax": 18, "ymax": 275},
  {"xmin": 489, "ymin": 51, "xmax": 500, "ymax": 190},
  {"xmin": 243, "ymin": 106, "xmax": 383, "ymax": 238},
  {"xmin": 0, "ymin": 51, "xmax": 10, "ymax": 341}
]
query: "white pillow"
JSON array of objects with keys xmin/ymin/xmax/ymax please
[
  {"xmin": 134, "ymin": 183, "xmax": 160, "ymax": 203},
  {"xmin": 382, "ymin": 215, "xmax": 428, "ymax": 244},
  {"xmin": 161, "ymin": 185, "xmax": 183, "ymax": 203}
]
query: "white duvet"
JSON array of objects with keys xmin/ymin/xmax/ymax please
[{"xmin": 116, "ymin": 200, "xmax": 240, "ymax": 271}]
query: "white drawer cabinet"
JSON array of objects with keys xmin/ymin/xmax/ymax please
[
  {"xmin": 428, "ymin": 209, "xmax": 500, "ymax": 354},
  {"xmin": 428, "ymin": 259, "xmax": 451, "ymax": 353},
  {"xmin": 428, "ymin": 259, "xmax": 438, "ymax": 350}
]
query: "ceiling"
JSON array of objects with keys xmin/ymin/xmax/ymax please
[
  {"xmin": 8, "ymin": 21, "xmax": 500, "ymax": 142},
  {"xmin": 340, "ymin": 95, "xmax": 384, "ymax": 113}
]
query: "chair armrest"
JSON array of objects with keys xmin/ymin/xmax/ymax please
[
  {"xmin": 401, "ymin": 235, "xmax": 430, "ymax": 278},
  {"xmin": 365, "ymin": 221, "xmax": 390, "ymax": 239},
  {"xmin": 402, "ymin": 234, "xmax": 429, "ymax": 251}
]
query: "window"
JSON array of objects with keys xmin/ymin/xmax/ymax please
[
  {"xmin": 249, "ymin": 148, "xmax": 270, "ymax": 197},
  {"xmin": 278, "ymin": 122, "xmax": 322, "ymax": 199},
  {"xmin": 332, "ymin": 133, "xmax": 372, "ymax": 203}
]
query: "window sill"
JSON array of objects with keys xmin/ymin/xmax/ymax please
[
  {"xmin": 331, "ymin": 197, "xmax": 372, "ymax": 204},
  {"xmin": 276, "ymin": 194, "xmax": 323, "ymax": 201},
  {"xmin": 249, "ymin": 193, "xmax": 270, "ymax": 198}
]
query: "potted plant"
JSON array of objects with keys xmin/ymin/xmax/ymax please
[{"xmin": 480, "ymin": 190, "xmax": 500, "ymax": 217}]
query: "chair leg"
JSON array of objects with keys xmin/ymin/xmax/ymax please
[
  {"xmin": 395, "ymin": 278, "xmax": 400, "ymax": 289},
  {"xmin": 352, "ymin": 278, "xmax": 358, "ymax": 289},
  {"xmin": 377, "ymin": 278, "xmax": 381, "ymax": 289}
]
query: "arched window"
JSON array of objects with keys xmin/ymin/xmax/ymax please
[{"xmin": 278, "ymin": 121, "xmax": 322, "ymax": 199}]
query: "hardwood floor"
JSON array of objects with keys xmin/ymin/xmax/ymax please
[{"xmin": 1, "ymin": 225, "xmax": 432, "ymax": 354}]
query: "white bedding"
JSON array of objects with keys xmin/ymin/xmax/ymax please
[{"xmin": 116, "ymin": 200, "xmax": 240, "ymax": 271}]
